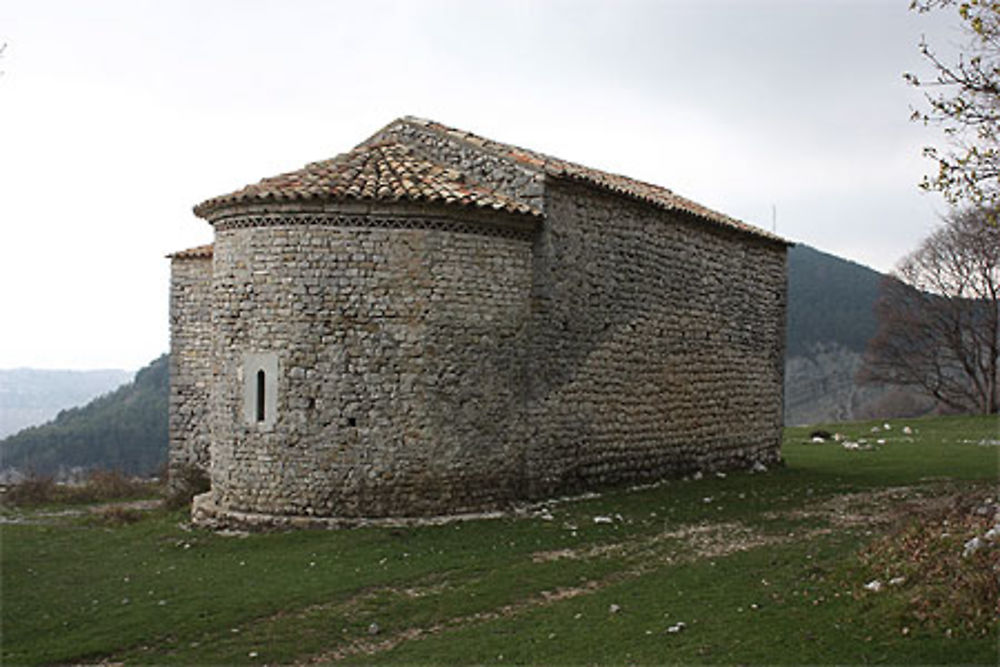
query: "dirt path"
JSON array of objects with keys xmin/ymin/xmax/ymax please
[
  {"xmin": 0, "ymin": 498, "xmax": 163, "ymax": 525},
  {"xmin": 299, "ymin": 485, "xmax": 937, "ymax": 664}
]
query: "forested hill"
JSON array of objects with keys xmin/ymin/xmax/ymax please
[
  {"xmin": 786, "ymin": 244, "xmax": 884, "ymax": 356},
  {"xmin": 0, "ymin": 367, "xmax": 132, "ymax": 439},
  {"xmin": 0, "ymin": 355, "xmax": 168, "ymax": 478},
  {"xmin": 0, "ymin": 245, "xmax": 892, "ymax": 476}
]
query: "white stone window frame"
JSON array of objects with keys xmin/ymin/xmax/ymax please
[{"xmin": 243, "ymin": 352, "xmax": 278, "ymax": 429}]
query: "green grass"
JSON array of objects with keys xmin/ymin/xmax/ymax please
[{"xmin": 2, "ymin": 415, "xmax": 997, "ymax": 665}]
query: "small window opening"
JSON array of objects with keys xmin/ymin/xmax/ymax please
[
  {"xmin": 255, "ymin": 370, "xmax": 266, "ymax": 422},
  {"xmin": 347, "ymin": 417, "xmax": 357, "ymax": 427}
]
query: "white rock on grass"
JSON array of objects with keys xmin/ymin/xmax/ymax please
[
  {"xmin": 963, "ymin": 536, "xmax": 986, "ymax": 558},
  {"xmin": 666, "ymin": 622, "xmax": 686, "ymax": 633},
  {"xmin": 609, "ymin": 603, "xmax": 621, "ymax": 614},
  {"xmin": 863, "ymin": 580, "xmax": 883, "ymax": 592},
  {"xmin": 593, "ymin": 516, "xmax": 613, "ymax": 524}
]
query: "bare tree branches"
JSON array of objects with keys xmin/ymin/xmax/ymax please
[
  {"xmin": 907, "ymin": 0, "xmax": 1000, "ymax": 207},
  {"xmin": 860, "ymin": 207, "xmax": 999, "ymax": 414}
]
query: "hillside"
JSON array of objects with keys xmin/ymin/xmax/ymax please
[
  {"xmin": 786, "ymin": 244, "xmax": 882, "ymax": 356},
  {"xmin": 0, "ymin": 368, "xmax": 131, "ymax": 439},
  {"xmin": 0, "ymin": 355, "xmax": 168, "ymax": 478},
  {"xmin": 782, "ymin": 245, "xmax": 929, "ymax": 425}
]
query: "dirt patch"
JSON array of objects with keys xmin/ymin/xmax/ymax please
[
  {"xmin": 0, "ymin": 498, "xmax": 164, "ymax": 526},
  {"xmin": 532, "ymin": 521, "xmax": 777, "ymax": 565},
  {"xmin": 301, "ymin": 484, "xmax": 981, "ymax": 663},
  {"xmin": 307, "ymin": 522, "xmax": 791, "ymax": 663},
  {"xmin": 764, "ymin": 486, "xmax": 927, "ymax": 528}
]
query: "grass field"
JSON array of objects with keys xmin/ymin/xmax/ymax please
[{"xmin": 2, "ymin": 415, "xmax": 997, "ymax": 664}]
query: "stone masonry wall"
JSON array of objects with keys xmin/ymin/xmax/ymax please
[
  {"xmin": 168, "ymin": 255, "xmax": 214, "ymax": 489},
  {"xmin": 520, "ymin": 179, "xmax": 787, "ymax": 498},
  {"xmin": 207, "ymin": 208, "xmax": 535, "ymax": 518}
]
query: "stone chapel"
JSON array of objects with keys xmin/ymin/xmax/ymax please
[{"xmin": 168, "ymin": 116, "xmax": 789, "ymax": 528}]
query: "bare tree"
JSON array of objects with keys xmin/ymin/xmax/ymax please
[
  {"xmin": 906, "ymin": 0, "xmax": 1000, "ymax": 208},
  {"xmin": 860, "ymin": 208, "xmax": 999, "ymax": 414}
]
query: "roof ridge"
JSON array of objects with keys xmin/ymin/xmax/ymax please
[
  {"xmin": 401, "ymin": 117, "xmax": 782, "ymax": 243},
  {"xmin": 402, "ymin": 116, "xmax": 674, "ymax": 193}
]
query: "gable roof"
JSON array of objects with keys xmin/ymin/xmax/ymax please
[
  {"xmin": 194, "ymin": 116, "xmax": 783, "ymax": 243},
  {"xmin": 400, "ymin": 117, "xmax": 778, "ymax": 241}
]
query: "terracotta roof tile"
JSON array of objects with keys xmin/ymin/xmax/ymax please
[
  {"xmin": 193, "ymin": 117, "xmax": 784, "ymax": 244},
  {"xmin": 194, "ymin": 141, "xmax": 541, "ymax": 220},
  {"xmin": 168, "ymin": 243, "xmax": 214, "ymax": 259},
  {"xmin": 403, "ymin": 117, "xmax": 783, "ymax": 242}
]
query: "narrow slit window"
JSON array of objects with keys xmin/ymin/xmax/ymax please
[
  {"xmin": 244, "ymin": 352, "xmax": 277, "ymax": 427},
  {"xmin": 255, "ymin": 369, "xmax": 266, "ymax": 422}
]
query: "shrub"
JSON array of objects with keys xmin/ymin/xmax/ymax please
[
  {"xmin": 2, "ymin": 473, "xmax": 59, "ymax": 506},
  {"xmin": 0, "ymin": 469, "xmax": 155, "ymax": 507}
]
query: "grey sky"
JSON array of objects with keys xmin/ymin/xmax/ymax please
[{"xmin": 0, "ymin": 0, "xmax": 958, "ymax": 369}]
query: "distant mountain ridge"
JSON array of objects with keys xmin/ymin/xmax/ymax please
[
  {"xmin": 0, "ymin": 367, "xmax": 132, "ymax": 439},
  {"xmin": 0, "ymin": 244, "xmax": 907, "ymax": 476}
]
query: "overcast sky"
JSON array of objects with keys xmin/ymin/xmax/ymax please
[{"xmin": 0, "ymin": 0, "xmax": 960, "ymax": 370}]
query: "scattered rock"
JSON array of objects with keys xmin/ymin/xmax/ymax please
[
  {"xmin": 863, "ymin": 580, "xmax": 882, "ymax": 592},
  {"xmin": 368, "ymin": 622, "xmax": 380, "ymax": 635},
  {"xmin": 609, "ymin": 603, "xmax": 621, "ymax": 614},
  {"xmin": 751, "ymin": 461, "xmax": 768, "ymax": 473},
  {"xmin": 963, "ymin": 536, "xmax": 985, "ymax": 558},
  {"xmin": 889, "ymin": 576, "xmax": 906, "ymax": 586},
  {"xmin": 666, "ymin": 621, "xmax": 686, "ymax": 633},
  {"xmin": 809, "ymin": 429, "xmax": 833, "ymax": 440},
  {"xmin": 593, "ymin": 516, "xmax": 613, "ymax": 525}
]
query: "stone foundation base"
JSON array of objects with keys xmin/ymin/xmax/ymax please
[
  {"xmin": 189, "ymin": 454, "xmax": 782, "ymax": 531},
  {"xmin": 190, "ymin": 492, "xmax": 506, "ymax": 531}
]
